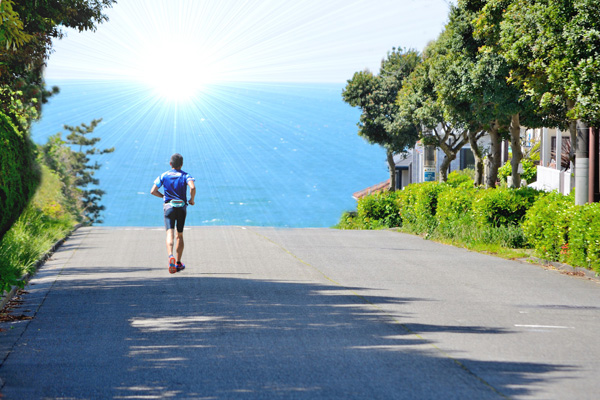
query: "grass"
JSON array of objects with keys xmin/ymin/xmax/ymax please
[
  {"xmin": 348, "ymin": 210, "xmax": 536, "ymax": 263},
  {"xmin": 0, "ymin": 166, "xmax": 79, "ymax": 293}
]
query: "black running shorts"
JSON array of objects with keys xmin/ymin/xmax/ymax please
[{"xmin": 163, "ymin": 203, "xmax": 187, "ymax": 232}]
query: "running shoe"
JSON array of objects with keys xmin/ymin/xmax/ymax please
[
  {"xmin": 176, "ymin": 261, "xmax": 185, "ymax": 272},
  {"xmin": 169, "ymin": 256, "xmax": 177, "ymax": 274}
]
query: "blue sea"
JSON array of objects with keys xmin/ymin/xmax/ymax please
[{"xmin": 32, "ymin": 81, "xmax": 388, "ymax": 228}]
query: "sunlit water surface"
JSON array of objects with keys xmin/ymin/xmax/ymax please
[{"xmin": 32, "ymin": 81, "xmax": 387, "ymax": 227}]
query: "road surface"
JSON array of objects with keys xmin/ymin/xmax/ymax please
[{"xmin": 1, "ymin": 226, "xmax": 599, "ymax": 399}]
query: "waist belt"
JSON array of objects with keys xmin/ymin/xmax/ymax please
[{"xmin": 170, "ymin": 200, "xmax": 185, "ymax": 208}]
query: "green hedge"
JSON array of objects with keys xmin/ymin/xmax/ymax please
[
  {"xmin": 0, "ymin": 111, "xmax": 40, "ymax": 239},
  {"xmin": 436, "ymin": 185, "xmax": 476, "ymax": 231},
  {"xmin": 523, "ymin": 197, "xmax": 600, "ymax": 274},
  {"xmin": 472, "ymin": 187, "xmax": 541, "ymax": 228},
  {"xmin": 0, "ymin": 165, "xmax": 77, "ymax": 293},
  {"xmin": 522, "ymin": 191, "xmax": 574, "ymax": 262},
  {"xmin": 565, "ymin": 203, "xmax": 600, "ymax": 273},
  {"xmin": 336, "ymin": 179, "xmax": 600, "ymax": 273},
  {"xmin": 356, "ymin": 191, "xmax": 402, "ymax": 229}
]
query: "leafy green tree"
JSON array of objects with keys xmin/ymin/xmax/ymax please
[
  {"xmin": 397, "ymin": 41, "xmax": 475, "ymax": 183},
  {"xmin": 429, "ymin": 2, "xmax": 547, "ymax": 188},
  {"xmin": 477, "ymin": 0, "xmax": 600, "ymax": 202},
  {"xmin": 0, "ymin": 0, "xmax": 117, "ymax": 129},
  {"xmin": 491, "ymin": 0, "xmax": 600, "ymax": 157},
  {"xmin": 0, "ymin": 0, "xmax": 33, "ymax": 50},
  {"xmin": 433, "ymin": 4, "xmax": 510, "ymax": 188},
  {"xmin": 40, "ymin": 119, "xmax": 115, "ymax": 224},
  {"xmin": 342, "ymin": 48, "xmax": 421, "ymax": 190},
  {"xmin": 0, "ymin": 0, "xmax": 115, "ymax": 239}
]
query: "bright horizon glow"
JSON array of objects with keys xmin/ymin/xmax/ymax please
[
  {"xmin": 45, "ymin": 0, "xmax": 454, "ymax": 90},
  {"xmin": 34, "ymin": 1, "xmax": 458, "ymax": 225},
  {"xmin": 139, "ymin": 35, "xmax": 215, "ymax": 101}
]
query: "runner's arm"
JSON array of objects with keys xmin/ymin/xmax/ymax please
[
  {"xmin": 150, "ymin": 184, "xmax": 164, "ymax": 199},
  {"xmin": 188, "ymin": 180, "xmax": 196, "ymax": 205}
]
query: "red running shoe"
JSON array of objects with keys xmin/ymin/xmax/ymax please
[{"xmin": 168, "ymin": 256, "xmax": 177, "ymax": 274}]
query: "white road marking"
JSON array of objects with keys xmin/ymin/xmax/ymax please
[{"xmin": 515, "ymin": 324, "xmax": 575, "ymax": 329}]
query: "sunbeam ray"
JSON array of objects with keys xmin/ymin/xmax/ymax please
[{"xmin": 33, "ymin": 1, "xmax": 453, "ymax": 227}]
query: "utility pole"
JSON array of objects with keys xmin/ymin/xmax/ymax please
[
  {"xmin": 590, "ymin": 127, "xmax": 600, "ymax": 203},
  {"xmin": 575, "ymin": 121, "xmax": 589, "ymax": 205}
]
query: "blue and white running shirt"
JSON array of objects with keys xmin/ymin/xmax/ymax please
[{"xmin": 154, "ymin": 169, "xmax": 195, "ymax": 204}]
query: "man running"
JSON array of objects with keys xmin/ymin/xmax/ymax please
[{"xmin": 150, "ymin": 153, "xmax": 196, "ymax": 274}]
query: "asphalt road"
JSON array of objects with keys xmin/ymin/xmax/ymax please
[{"xmin": 0, "ymin": 226, "xmax": 599, "ymax": 399}]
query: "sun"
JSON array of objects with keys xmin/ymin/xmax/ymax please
[{"xmin": 138, "ymin": 37, "xmax": 216, "ymax": 101}]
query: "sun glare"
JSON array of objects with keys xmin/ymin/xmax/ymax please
[{"xmin": 139, "ymin": 38, "xmax": 216, "ymax": 101}]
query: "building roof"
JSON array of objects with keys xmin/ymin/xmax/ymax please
[
  {"xmin": 352, "ymin": 154, "xmax": 413, "ymax": 200},
  {"xmin": 352, "ymin": 179, "xmax": 390, "ymax": 200},
  {"xmin": 393, "ymin": 153, "xmax": 412, "ymax": 167}
]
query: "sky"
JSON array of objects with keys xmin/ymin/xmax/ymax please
[{"xmin": 45, "ymin": 0, "xmax": 454, "ymax": 85}]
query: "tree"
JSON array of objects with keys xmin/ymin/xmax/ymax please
[
  {"xmin": 397, "ymin": 41, "xmax": 475, "ymax": 183},
  {"xmin": 0, "ymin": 0, "xmax": 33, "ymax": 50},
  {"xmin": 0, "ymin": 0, "xmax": 115, "ymax": 239},
  {"xmin": 473, "ymin": 0, "xmax": 562, "ymax": 188},
  {"xmin": 342, "ymin": 48, "xmax": 421, "ymax": 190},
  {"xmin": 0, "ymin": 0, "xmax": 117, "ymax": 129},
  {"xmin": 431, "ymin": 2, "xmax": 550, "ymax": 188},
  {"xmin": 492, "ymin": 0, "xmax": 600, "ymax": 201},
  {"xmin": 40, "ymin": 119, "xmax": 115, "ymax": 224}
]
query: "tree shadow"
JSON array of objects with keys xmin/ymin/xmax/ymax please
[{"xmin": 0, "ymin": 273, "xmax": 573, "ymax": 399}]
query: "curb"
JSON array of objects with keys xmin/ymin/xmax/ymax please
[
  {"xmin": 519, "ymin": 256, "xmax": 600, "ymax": 282},
  {"xmin": 0, "ymin": 224, "xmax": 83, "ymax": 311},
  {"xmin": 388, "ymin": 228, "xmax": 600, "ymax": 283}
]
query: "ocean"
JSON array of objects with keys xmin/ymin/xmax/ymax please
[{"xmin": 31, "ymin": 81, "xmax": 388, "ymax": 228}]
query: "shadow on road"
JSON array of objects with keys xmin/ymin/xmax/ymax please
[{"xmin": 1, "ymin": 269, "xmax": 573, "ymax": 399}]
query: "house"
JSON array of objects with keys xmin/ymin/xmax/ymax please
[
  {"xmin": 527, "ymin": 126, "xmax": 599, "ymax": 202},
  {"xmin": 353, "ymin": 126, "xmax": 599, "ymax": 202},
  {"xmin": 526, "ymin": 127, "xmax": 574, "ymax": 195},
  {"xmin": 409, "ymin": 142, "xmax": 477, "ymax": 185},
  {"xmin": 352, "ymin": 144, "xmax": 477, "ymax": 199}
]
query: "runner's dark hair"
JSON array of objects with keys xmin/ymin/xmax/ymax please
[{"xmin": 170, "ymin": 153, "xmax": 183, "ymax": 169}]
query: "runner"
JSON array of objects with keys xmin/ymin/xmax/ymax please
[{"xmin": 150, "ymin": 153, "xmax": 196, "ymax": 274}]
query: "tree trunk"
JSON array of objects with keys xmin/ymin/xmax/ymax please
[
  {"xmin": 468, "ymin": 130, "xmax": 484, "ymax": 186},
  {"xmin": 575, "ymin": 120, "xmax": 589, "ymax": 205},
  {"xmin": 485, "ymin": 123, "xmax": 501, "ymax": 188},
  {"xmin": 509, "ymin": 114, "xmax": 523, "ymax": 188},
  {"xmin": 439, "ymin": 154, "xmax": 455, "ymax": 182},
  {"xmin": 386, "ymin": 150, "xmax": 396, "ymax": 191}
]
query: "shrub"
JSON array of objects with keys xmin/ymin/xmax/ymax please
[
  {"xmin": 397, "ymin": 183, "xmax": 421, "ymax": 227},
  {"xmin": 356, "ymin": 191, "xmax": 402, "ymax": 229},
  {"xmin": 395, "ymin": 182, "xmax": 449, "ymax": 234},
  {"xmin": 498, "ymin": 159, "xmax": 537, "ymax": 184},
  {"xmin": 334, "ymin": 211, "xmax": 361, "ymax": 229},
  {"xmin": 584, "ymin": 206, "xmax": 600, "ymax": 273},
  {"xmin": 566, "ymin": 203, "xmax": 600, "ymax": 273},
  {"xmin": 0, "ymin": 111, "xmax": 40, "ymax": 239},
  {"xmin": 0, "ymin": 165, "xmax": 77, "ymax": 293},
  {"xmin": 522, "ymin": 191, "xmax": 574, "ymax": 261},
  {"xmin": 447, "ymin": 170, "xmax": 474, "ymax": 188},
  {"xmin": 472, "ymin": 187, "xmax": 541, "ymax": 228},
  {"xmin": 413, "ymin": 182, "xmax": 444, "ymax": 217},
  {"xmin": 436, "ymin": 185, "xmax": 477, "ymax": 230}
]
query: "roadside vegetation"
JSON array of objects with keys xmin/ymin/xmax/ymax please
[
  {"xmin": 338, "ymin": 1, "xmax": 600, "ymax": 275},
  {"xmin": 1, "ymin": 2, "xmax": 116, "ymax": 294},
  {"xmin": 343, "ymin": 1, "xmax": 600, "ymax": 197},
  {"xmin": 337, "ymin": 170, "xmax": 600, "ymax": 275},
  {"xmin": 0, "ymin": 121, "xmax": 113, "ymax": 294}
]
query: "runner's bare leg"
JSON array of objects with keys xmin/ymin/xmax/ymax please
[
  {"xmin": 175, "ymin": 232, "xmax": 184, "ymax": 262},
  {"xmin": 166, "ymin": 229, "xmax": 175, "ymax": 257}
]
